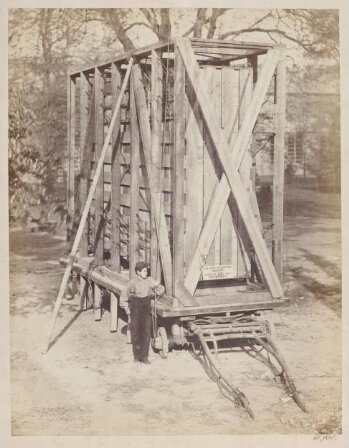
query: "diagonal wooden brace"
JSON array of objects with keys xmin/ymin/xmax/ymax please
[
  {"xmin": 132, "ymin": 65, "xmax": 173, "ymax": 294},
  {"xmin": 177, "ymin": 38, "xmax": 283, "ymax": 299}
]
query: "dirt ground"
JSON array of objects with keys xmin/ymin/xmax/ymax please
[{"xmin": 9, "ymin": 185, "xmax": 342, "ymax": 436}]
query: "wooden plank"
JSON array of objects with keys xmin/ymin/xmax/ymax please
[
  {"xmin": 184, "ymin": 70, "xmax": 208, "ymax": 274},
  {"xmin": 272, "ymin": 51, "xmax": 286, "ymax": 281},
  {"xmin": 173, "ymin": 46, "xmax": 186, "ymax": 293},
  {"xmin": 248, "ymin": 55, "xmax": 263, "ymax": 230},
  {"xmin": 213, "ymin": 68, "xmax": 221, "ymax": 265},
  {"xmin": 79, "ymin": 275, "xmax": 87, "ymax": 311},
  {"xmin": 194, "ymin": 47, "xmax": 265, "ymax": 57},
  {"xmin": 110, "ymin": 63, "xmax": 122, "ymax": 271},
  {"xmin": 220, "ymin": 67, "xmax": 236, "ymax": 268},
  {"xmin": 67, "ymin": 76, "xmax": 76, "ymax": 242},
  {"xmin": 150, "ymin": 49, "xmax": 163, "ymax": 281},
  {"xmin": 156, "ymin": 295, "xmax": 287, "ymax": 318},
  {"xmin": 177, "ymin": 38, "xmax": 283, "ymax": 299},
  {"xmin": 94, "ymin": 67, "xmax": 105, "ymax": 263},
  {"xmin": 132, "ymin": 64, "xmax": 173, "ymax": 294},
  {"xmin": 79, "ymin": 72, "xmax": 90, "ymax": 256},
  {"xmin": 203, "ymin": 68, "xmax": 217, "ymax": 266},
  {"xmin": 66, "ymin": 74, "xmax": 71, "ymax": 241},
  {"xmin": 129, "ymin": 73, "xmax": 140, "ymax": 278},
  {"xmin": 93, "ymin": 283, "xmax": 102, "ymax": 321},
  {"xmin": 79, "ymin": 92, "xmax": 95, "ymax": 257},
  {"xmin": 190, "ymin": 37, "xmax": 275, "ymax": 50},
  {"xmin": 110, "ymin": 291, "xmax": 118, "ymax": 332},
  {"xmin": 237, "ymin": 67, "xmax": 253, "ymax": 277}
]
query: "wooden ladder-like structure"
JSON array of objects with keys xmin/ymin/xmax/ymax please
[{"xmin": 45, "ymin": 37, "xmax": 286, "ymax": 351}]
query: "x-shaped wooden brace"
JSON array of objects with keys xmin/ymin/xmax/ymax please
[
  {"xmin": 132, "ymin": 64, "xmax": 173, "ymax": 294},
  {"xmin": 177, "ymin": 38, "xmax": 283, "ymax": 299}
]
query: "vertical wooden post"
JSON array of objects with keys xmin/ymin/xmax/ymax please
[
  {"xmin": 203, "ymin": 67, "xmax": 217, "ymax": 266},
  {"xmin": 94, "ymin": 67, "xmax": 105, "ymax": 264},
  {"xmin": 79, "ymin": 275, "xmax": 87, "ymax": 310},
  {"xmin": 110, "ymin": 291, "xmax": 118, "ymax": 332},
  {"xmin": 247, "ymin": 55, "xmax": 263, "ymax": 282},
  {"xmin": 79, "ymin": 71, "xmax": 89, "ymax": 256},
  {"xmin": 93, "ymin": 283, "xmax": 102, "ymax": 321},
  {"xmin": 129, "ymin": 71, "xmax": 140, "ymax": 278},
  {"xmin": 173, "ymin": 46, "xmax": 186, "ymax": 294},
  {"xmin": 67, "ymin": 75, "xmax": 76, "ymax": 242},
  {"xmin": 248, "ymin": 55, "xmax": 258, "ymax": 191},
  {"xmin": 110, "ymin": 63, "xmax": 121, "ymax": 271},
  {"xmin": 150, "ymin": 49, "xmax": 163, "ymax": 281},
  {"xmin": 272, "ymin": 51, "xmax": 286, "ymax": 281}
]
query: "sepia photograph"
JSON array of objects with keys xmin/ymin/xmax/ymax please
[{"xmin": 2, "ymin": 1, "xmax": 348, "ymax": 446}]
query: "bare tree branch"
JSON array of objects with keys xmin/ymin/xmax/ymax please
[
  {"xmin": 123, "ymin": 22, "xmax": 153, "ymax": 32},
  {"xmin": 141, "ymin": 8, "xmax": 159, "ymax": 34},
  {"xmin": 220, "ymin": 27, "xmax": 311, "ymax": 51},
  {"xmin": 207, "ymin": 8, "xmax": 228, "ymax": 39}
]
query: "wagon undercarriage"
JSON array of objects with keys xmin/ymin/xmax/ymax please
[{"xmin": 153, "ymin": 313, "xmax": 307, "ymax": 419}]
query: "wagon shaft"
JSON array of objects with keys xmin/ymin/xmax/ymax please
[{"xmin": 184, "ymin": 315, "xmax": 307, "ymax": 418}]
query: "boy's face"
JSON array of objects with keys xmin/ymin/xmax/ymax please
[{"xmin": 137, "ymin": 267, "xmax": 148, "ymax": 279}]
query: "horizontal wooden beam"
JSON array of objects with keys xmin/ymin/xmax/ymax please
[
  {"xmin": 132, "ymin": 64, "xmax": 173, "ymax": 294},
  {"xmin": 194, "ymin": 47, "xmax": 266, "ymax": 56},
  {"xmin": 69, "ymin": 40, "xmax": 175, "ymax": 76},
  {"xmin": 70, "ymin": 39, "xmax": 280, "ymax": 77},
  {"xmin": 177, "ymin": 38, "xmax": 283, "ymax": 299},
  {"xmin": 190, "ymin": 37, "xmax": 277, "ymax": 50}
]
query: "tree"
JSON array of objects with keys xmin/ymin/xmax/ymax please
[{"xmin": 8, "ymin": 8, "xmax": 340, "ymax": 223}]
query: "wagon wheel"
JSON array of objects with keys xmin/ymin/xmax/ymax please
[
  {"xmin": 259, "ymin": 311, "xmax": 276, "ymax": 338},
  {"xmin": 265, "ymin": 319, "xmax": 276, "ymax": 338},
  {"xmin": 157, "ymin": 327, "xmax": 169, "ymax": 359}
]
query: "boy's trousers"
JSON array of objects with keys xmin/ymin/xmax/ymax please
[{"xmin": 129, "ymin": 296, "xmax": 152, "ymax": 361}]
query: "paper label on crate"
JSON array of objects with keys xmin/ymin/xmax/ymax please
[{"xmin": 201, "ymin": 264, "xmax": 236, "ymax": 280}]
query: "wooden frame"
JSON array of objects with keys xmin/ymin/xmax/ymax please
[{"xmin": 66, "ymin": 37, "xmax": 287, "ymax": 313}]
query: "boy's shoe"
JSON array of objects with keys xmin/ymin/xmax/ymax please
[{"xmin": 140, "ymin": 359, "xmax": 151, "ymax": 365}]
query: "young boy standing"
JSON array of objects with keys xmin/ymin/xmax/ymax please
[{"xmin": 120, "ymin": 261, "xmax": 165, "ymax": 364}]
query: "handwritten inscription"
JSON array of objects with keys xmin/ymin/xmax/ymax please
[{"xmin": 313, "ymin": 434, "xmax": 337, "ymax": 442}]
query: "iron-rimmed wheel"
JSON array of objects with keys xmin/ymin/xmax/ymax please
[{"xmin": 265, "ymin": 319, "xmax": 276, "ymax": 338}]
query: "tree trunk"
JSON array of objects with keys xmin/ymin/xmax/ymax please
[
  {"xmin": 193, "ymin": 9, "xmax": 206, "ymax": 38},
  {"xmin": 159, "ymin": 9, "xmax": 171, "ymax": 40}
]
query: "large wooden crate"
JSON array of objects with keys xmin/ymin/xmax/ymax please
[{"xmin": 66, "ymin": 38, "xmax": 286, "ymax": 312}]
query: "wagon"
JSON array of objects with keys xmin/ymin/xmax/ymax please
[{"xmin": 49, "ymin": 37, "xmax": 306, "ymax": 418}]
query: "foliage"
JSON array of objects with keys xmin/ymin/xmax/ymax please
[{"xmin": 8, "ymin": 8, "xmax": 340, "ymax": 223}]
